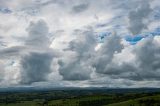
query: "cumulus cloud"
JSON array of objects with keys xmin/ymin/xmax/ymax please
[
  {"xmin": 20, "ymin": 52, "xmax": 53, "ymax": 84},
  {"xmin": 25, "ymin": 19, "xmax": 51, "ymax": 48},
  {"xmin": 110, "ymin": 36, "xmax": 160, "ymax": 82},
  {"xmin": 128, "ymin": 0, "xmax": 153, "ymax": 35},
  {"xmin": 122, "ymin": 36, "xmax": 160, "ymax": 81},
  {"xmin": 0, "ymin": 0, "xmax": 160, "ymax": 88},
  {"xmin": 93, "ymin": 36, "xmax": 160, "ymax": 82},
  {"xmin": 130, "ymin": 36, "xmax": 160, "ymax": 80},
  {"xmin": 20, "ymin": 19, "xmax": 54, "ymax": 84},
  {"xmin": 93, "ymin": 32, "xmax": 124, "ymax": 74},
  {"xmin": 58, "ymin": 29, "xmax": 96, "ymax": 81}
]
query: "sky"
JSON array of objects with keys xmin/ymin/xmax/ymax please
[{"xmin": 0, "ymin": 0, "xmax": 160, "ymax": 88}]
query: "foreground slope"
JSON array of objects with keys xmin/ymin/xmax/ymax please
[{"xmin": 107, "ymin": 95, "xmax": 160, "ymax": 106}]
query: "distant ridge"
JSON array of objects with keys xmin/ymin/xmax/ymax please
[{"xmin": 0, "ymin": 87, "xmax": 160, "ymax": 93}]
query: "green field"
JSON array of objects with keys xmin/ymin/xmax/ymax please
[
  {"xmin": 1, "ymin": 94, "xmax": 160, "ymax": 106},
  {"xmin": 107, "ymin": 95, "xmax": 160, "ymax": 106},
  {"xmin": 0, "ymin": 89, "xmax": 160, "ymax": 106}
]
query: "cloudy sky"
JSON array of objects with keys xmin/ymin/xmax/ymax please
[{"xmin": 0, "ymin": 0, "xmax": 160, "ymax": 88}]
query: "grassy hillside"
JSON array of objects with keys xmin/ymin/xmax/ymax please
[
  {"xmin": 1, "ymin": 94, "xmax": 160, "ymax": 106},
  {"xmin": 107, "ymin": 95, "xmax": 160, "ymax": 106},
  {"xmin": 0, "ymin": 89, "xmax": 160, "ymax": 106}
]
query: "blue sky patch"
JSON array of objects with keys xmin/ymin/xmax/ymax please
[
  {"xmin": 96, "ymin": 32, "xmax": 111, "ymax": 43},
  {"xmin": 125, "ymin": 35, "xmax": 144, "ymax": 44}
]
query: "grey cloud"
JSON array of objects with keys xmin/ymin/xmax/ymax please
[
  {"xmin": 87, "ymin": 78, "xmax": 134, "ymax": 87},
  {"xmin": 58, "ymin": 29, "xmax": 96, "ymax": 81},
  {"xmin": 98, "ymin": 63, "xmax": 136, "ymax": 76},
  {"xmin": 20, "ymin": 19, "xmax": 54, "ymax": 84},
  {"xmin": 58, "ymin": 60, "xmax": 92, "ymax": 81},
  {"xmin": 131, "ymin": 37, "xmax": 160, "ymax": 80},
  {"xmin": 110, "ymin": 0, "xmax": 140, "ymax": 10},
  {"xmin": 71, "ymin": 3, "xmax": 89, "ymax": 13},
  {"xmin": 37, "ymin": 0, "xmax": 66, "ymax": 6},
  {"xmin": 94, "ymin": 36, "xmax": 160, "ymax": 82},
  {"xmin": 0, "ymin": 64, "xmax": 5, "ymax": 81},
  {"xmin": 0, "ymin": 7, "xmax": 12, "ymax": 14},
  {"xmin": 0, "ymin": 34, "xmax": 53, "ymax": 60},
  {"xmin": 128, "ymin": 0, "xmax": 153, "ymax": 35},
  {"xmin": 116, "ymin": 37, "xmax": 160, "ymax": 81},
  {"xmin": 0, "ymin": 34, "xmax": 52, "ymax": 59},
  {"xmin": 93, "ymin": 32, "xmax": 124, "ymax": 74},
  {"xmin": 0, "ymin": 0, "xmax": 159, "ymax": 88},
  {"xmin": 25, "ymin": 19, "xmax": 51, "ymax": 48},
  {"xmin": 0, "ymin": 46, "xmax": 26, "ymax": 59},
  {"xmin": 20, "ymin": 52, "xmax": 53, "ymax": 84}
]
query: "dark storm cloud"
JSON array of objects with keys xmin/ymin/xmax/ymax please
[
  {"xmin": 71, "ymin": 3, "xmax": 89, "ymax": 13},
  {"xmin": 128, "ymin": 0, "xmax": 152, "ymax": 35},
  {"xmin": 20, "ymin": 52, "xmax": 53, "ymax": 84}
]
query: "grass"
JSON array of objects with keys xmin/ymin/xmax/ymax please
[
  {"xmin": 1, "ymin": 93, "xmax": 160, "ymax": 106},
  {"xmin": 0, "ymin": 101, "xmax": 38, "ymax": 106},
  {"xmin": 106, "ymin": 95, "xmax": 160, "ymax": 106}
]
